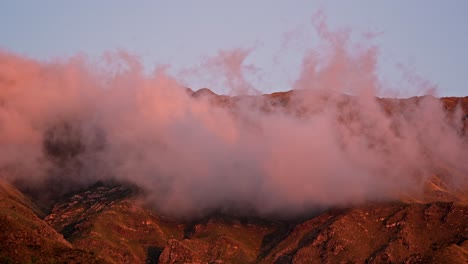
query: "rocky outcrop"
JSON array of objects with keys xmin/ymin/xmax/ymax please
[
  {"xmin": 260, "ymin": 203, "xmax": 467, "ymax": 264},
  {"xmin": 0, "ymin": 179, "xmax": 106, "ymax": 263},
  {"xmin": 45, "ymin": 182, "xmax": 134, "ymax": 239}
]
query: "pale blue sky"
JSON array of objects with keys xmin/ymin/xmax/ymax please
[{"xmin": 0, "ymin": 1, "xmax": 467, "ymax": 96}]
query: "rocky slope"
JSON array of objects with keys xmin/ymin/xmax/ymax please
[
  {"xmin": 43, "ymin": 183, "xmax": 277, "ymax": 263},
  {"xmin": 1, "ymin": 179, "xmax": 466, "ymax": 263},
  {"xmin": 0, "ymin": 179, "xmax": 105, "ymax": 264},
  {"xmin": 259, "ymin": 203, "xmax": 467, "ymax": 264}
]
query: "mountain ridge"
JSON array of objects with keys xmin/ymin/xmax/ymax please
[
  {"xmin": 0, "ymin": 90, "xmax": 467, "ymax": 263},
  {"xmin": 1, "ymin": 178, "xmax": 466, "ymax": 263}
]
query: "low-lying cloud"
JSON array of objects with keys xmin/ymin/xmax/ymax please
[{"xmin": 0, "ymin": 19, "xmax": 467, "ymax": 218}]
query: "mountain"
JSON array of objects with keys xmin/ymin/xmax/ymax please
[
  {"xmin": 1, "ymin": 178, "xmax": 466, "ymax": 263},
  {"xmin": 0, "ymin": 90, "xmax": 467, "ymax": 263}
]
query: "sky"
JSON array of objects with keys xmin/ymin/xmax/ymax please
[{"xmin": 0, "ymin": 0, "xmax": 467, "ymax": 96}]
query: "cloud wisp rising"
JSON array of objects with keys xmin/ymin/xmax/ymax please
[{"xmin": 0, "ymin": 20, "xmax": 466, "ymax": 218}]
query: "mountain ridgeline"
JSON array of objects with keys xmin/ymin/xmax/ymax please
[{"xmin": 0, "ymin": 89, "xmax": 467, "ymax": 263}]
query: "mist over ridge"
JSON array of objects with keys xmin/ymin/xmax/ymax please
[{"xmin": 0, "ymin": 18, "xmax": 467, "ymax": 218}]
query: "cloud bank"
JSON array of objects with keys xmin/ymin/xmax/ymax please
[{"xmin": 0, "ymin": 19, "xmax": 466, "ymax": 218}]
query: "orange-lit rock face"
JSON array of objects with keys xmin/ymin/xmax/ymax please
[{"xmin": 1, "ymin": 179, "xmax": 465, "ymax": 264}]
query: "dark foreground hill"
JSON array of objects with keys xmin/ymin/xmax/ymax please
[{"xmin": 0, "ymin": 90, "xmax": 467, "ymax": 263}]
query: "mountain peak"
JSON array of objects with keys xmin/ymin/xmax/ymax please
[{"xmin": 192, "ymin": 88, "xmax": 217, "ymax": 98}]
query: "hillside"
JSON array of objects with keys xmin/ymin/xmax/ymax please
[
  {"xmin": 1, "ymin": 178, "xmax": 466, "ymax": 263},
  {"xmin": 0, "ymin": 179, "xmax": 105, "ymax": 264}
]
